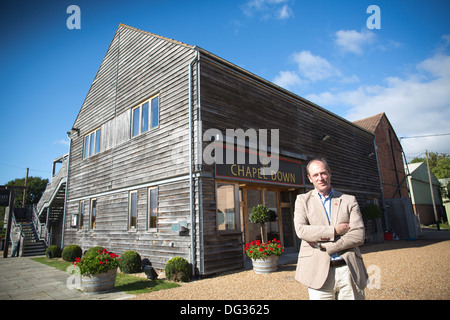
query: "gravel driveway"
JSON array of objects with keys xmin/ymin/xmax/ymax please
[{"xmin": 133, "ymin": 229, "xmax": 450, "ymax": 300}]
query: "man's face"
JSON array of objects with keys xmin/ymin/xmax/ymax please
[{"xmin": 308, "ymin": 160, "xmax": 332, "ymax": 196}]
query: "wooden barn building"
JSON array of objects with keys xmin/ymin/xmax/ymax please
[{"xmin": 51, "ymin": 24, "xmax": 382, "ymax": 276}]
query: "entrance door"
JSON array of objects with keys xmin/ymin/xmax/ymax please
[
  {"xmin": 280, "ymin": 191, "xmax": 300, "ymax": 251},
  {"xmin": 243, "ymin": 188, "xmax": 281, "ymax": 244}
]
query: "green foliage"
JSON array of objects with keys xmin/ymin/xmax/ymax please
[
  {"xmin": 5, "ymin": 176, "xmax": 49, "ymax": 206},
  {"xmin": 45, "ymin": 245, "xmax": 61, "ymax": 259},
  {"xmin": 85, "ymin": 246, "xmax": 104, "ymax": 256},
  {"xmin": 62, "ymin": 244, "xmax": 82, "ymax": 262},
  {"xmin": 361, "ymin": 204, "xmax": 382, "ymax": 220},
  {"xmin": 119, "ymin": 250, "xmax": 142, "ymax": 274},
  {"xmin": 164, "ymin": 257, "xmax": 192, "ymax": 282},
  {"xmin": 73, "ymin": 248, "xmax": 120, "ymax": 275},
  {"xmin": 249, "ymin": 204, "xmax": 270, "ymax": 224},
  {"xmin": 411, "ymin": 152, "xmax": 450, "ymax": 179}
]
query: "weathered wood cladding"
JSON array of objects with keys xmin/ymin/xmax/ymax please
[
  {"xmin": 197, "ymin": 52, "xmax": 381, "ymax": 274},
  {"xmin": 63, "ymin": 24, "xmax": 381, "ymax": 277},
  {"xmin": 64, "ymin": 180, "xmax": 191, "ymax": 270},
  {"xmin": 65, "ymin": 25, "xmax": 198, "ymax": 270},
  {"xmin": 199, "ymin": 54, "xmax": 380, "ymax": 197}
]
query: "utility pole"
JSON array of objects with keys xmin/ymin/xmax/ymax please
[
  {"xmin": 425, "ymin": 150, "xmax": 439, "ymax": 230},
  {"xmin": 22, "ymin": 168, "xmax": 29, "ymax": 207}
]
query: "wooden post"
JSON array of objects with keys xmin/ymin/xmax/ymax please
[
  {"xmin": 425, "ymin": 150, "xmax": 439, "ymax": 230},
  {"xmin": 22, "ymin": 168, "xmax": 29, "ymax": 207},
  {"xmin": 3, "ymin": 189, "xmax": 14, "ymax": 258}
]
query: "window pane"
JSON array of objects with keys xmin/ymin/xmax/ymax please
[
  {"xmin": 151, "ymin": 96, "xmax": 159, "ymax": 128},
  {"xmin": 95, "ymin": 128, "xmax": 101, "ymax": 154},
  {"xmin": 89, "ymin": 132, "xmax": 95, "ymax": 156},
  {"xmin": 149, "ymin": 188, "xmax": 158, "ymax": 229},
  {"xmin": 217, "ymin": 184, "xmax": 236, "ymax": 231},
  {"xmin": 130, "ymin": 192, "xmax": 137, "ymax": 229},
  {"xmin": 79, "ymin": 201, "xmax": 84, "ymax": 229},
  {"xmin": 91, "ymin": 199, "xmax": 97, "ymax": 229},
  {"xmin": 84, "ymin": 135, "xmax": 90, "ymax": 158},
  {"xmin": 132, "ymin": 107, "xmax": 140, "ymax": 137},
  {"xmin": 141, "ymin": 102, "xmax": 149, "ymax": 133}
]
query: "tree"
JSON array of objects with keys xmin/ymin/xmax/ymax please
[
  {"xmin": 0, "ymin": 176, "xmax": 48, "ymax": 237},
  {"xmin": 411, "ymin": 152, "xmax": 450, "ymax": 179},
  {"xmin": 249, "ymin": 204, "xmax": 271, "ymax": 243}
]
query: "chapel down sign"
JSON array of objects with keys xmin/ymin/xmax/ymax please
[{"xmin": 214, "ymin": 145, "xmax": 303, "ymax": 187}]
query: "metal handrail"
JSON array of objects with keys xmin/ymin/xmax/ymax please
[{"xmin": 32, "ymin": 204, "xmax": 50, "ymax": 247}]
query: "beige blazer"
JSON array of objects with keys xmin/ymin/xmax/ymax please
[{"xmin": 294, "ymin": 189, "xmax": 368, "ymax": 290}]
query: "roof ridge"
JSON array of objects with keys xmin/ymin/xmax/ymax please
[{"xmin": 119, "ymin": 23, "xmax": 195, "ymax": 49}]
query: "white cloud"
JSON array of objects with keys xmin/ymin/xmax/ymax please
[
  {"xmin": 292, "ymin": 50, "xmax": 341, "ymax": 82},
  {"xmin": 273, "ymin": 70, "xmax": 306, "ymax": 90},
  {"xmin": 334, "ymin": 29, "xmax": 376, "ymax": 55},
  {"xmin": 53, "ymin": 139, "xmax": 70, "ymax": 147},
  {"xmin": 305, "ymin": 52, "xmax": 450, "ymax": 159},
  {"xmin": 241, "ymin": 0, "xmax": 293, "ymax": 20}
]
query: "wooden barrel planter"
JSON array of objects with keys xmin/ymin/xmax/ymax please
[
  {"xmin": 82, "ymin": 268, "xmax": 117, "ymax": 294},
  {"xmin": 251, "ymin": 256, "xmax": 278, "ymax": 274}
]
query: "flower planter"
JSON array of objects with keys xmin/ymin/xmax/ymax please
[
  {"xmin": 82, "ymin": 268, "xmax": 117, "ymax": 294},
  {"xmin": 251, "ymin": 255, "xmax": 278, "ymax": 274}
]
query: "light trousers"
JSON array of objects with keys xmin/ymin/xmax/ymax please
[{"xmin": 308, "ymin": 265, "xmax": 365, "ymax": 300}]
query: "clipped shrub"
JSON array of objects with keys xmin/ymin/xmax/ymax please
[
  {"xmin": 84, "ymin": 246, "xmax": 105, "ymax": 256},
  {"xmin": 119, "ymin": 250, "xmax": 142, "ymax": 274},
  {"xmin": 361, "ymin": 204, "xmax": 382, "ymax": 220},
  {"xmin": 165, "ymin": 257, "xmax": 192, "ymax": 282},
  {"xmin": 62, "ymin": 244, "xmax": 82, "ymax": 262},
  {"xmin": 45, "ymin": 245, "xmax": 61, "ymax": 259}
]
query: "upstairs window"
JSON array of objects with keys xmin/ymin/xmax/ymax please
[
  {"xmin": 84, "ymin": 128, "xmax": 101, "ymax": 158},
  {"xmin": 131, "ymin": 95, "xmax": 159, "ymax": 137}
]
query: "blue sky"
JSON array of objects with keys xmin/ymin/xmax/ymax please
[{"xmin": 1, "ymin": 0, "xmax": 449, "ymax": 184}]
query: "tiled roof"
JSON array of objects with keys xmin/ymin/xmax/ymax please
[{"xmin": 353, "ymin": 112, "xmax": 385, "ymax": 133}]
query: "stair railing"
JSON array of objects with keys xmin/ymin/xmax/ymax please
[
  {"xmin": 9, "ymin": 211, "xmax": 24, "ymax": 257},
  {"xmin": 32, "ymin": 204, "xmax": 50, "ymax": 248}
]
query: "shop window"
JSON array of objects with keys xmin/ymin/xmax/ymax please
[
  {"xmin": 216, "ymin": 183, "xmax": 239, "ymax": 232},
  {"xmin": 129, "ymin": 191, "xmax": 138, "ymax": 230},
  {"xmin": 148, "ymin": 187, "xmax": 158, "ymax": 230}
]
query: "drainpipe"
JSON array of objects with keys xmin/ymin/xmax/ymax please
[
  {"xmin": 373, "ymin": 137, "xmax": 387, "ymax": 230},
  {"xmin": 196, "ymin": 50, "xmax": 204, "ymax": 275},
  {"xmin": 61, "ymin": 131, "xmax": 72, "ymax": 248},
  {"xmin": 188, "ymin": 48, "xmax": 199, "ymax": 275}
]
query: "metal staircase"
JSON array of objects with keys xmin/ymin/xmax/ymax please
[{"xmin": 19, "ymin": 223, "xmax": 46, "ymax": 256}]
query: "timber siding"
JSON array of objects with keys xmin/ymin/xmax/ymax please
[
  {"xmin": 65, "ymin": 25, "xmax": 197, "ymax": 271},
  {"xmin": 63, "ymin": 24, "xmax": 381, "ymax": 276},
  {"xmin": 199, "ymin": 53, "xmax": 380, "ymax": 197}
]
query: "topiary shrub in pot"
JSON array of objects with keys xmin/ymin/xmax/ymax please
[
  {"xmin": 119, "ymin": 250, "xmax": 142, "ymax": 274},
  {"xmin": 45, "ymin": 245, "xmax": 61, "ymax": 259},
  {"xmin": 165, "ymin": 257, "xmax": 192, "ymax": 282},
  {"xmin": 84, "ymin": 246, "xmax": 105, "ymax": 256},
  {"xmin": 62, "ymin": 244, "xmax": 82, "ymax": 262}
]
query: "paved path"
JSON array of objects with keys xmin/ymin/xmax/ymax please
[{"xmin": 0, "ymin": 256, "xmax": 135, "ymax": 300}]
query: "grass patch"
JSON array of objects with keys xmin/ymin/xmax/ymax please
[{"xmin": 31, "ymin": 257, "xmax": 180, "ymax": 295}]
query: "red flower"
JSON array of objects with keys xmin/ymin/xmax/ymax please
[
  {"xmin": 259, "ymin": 248, "xmax": 263, "ymax": 252},
  {"xmin": 99, "ymin": 261, "xmax": 103, "ymax": 265}
]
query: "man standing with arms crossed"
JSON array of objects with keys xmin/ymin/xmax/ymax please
[{"xmin": 294, "ymin": 158, "xmax": 368, "ymax": 300}]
